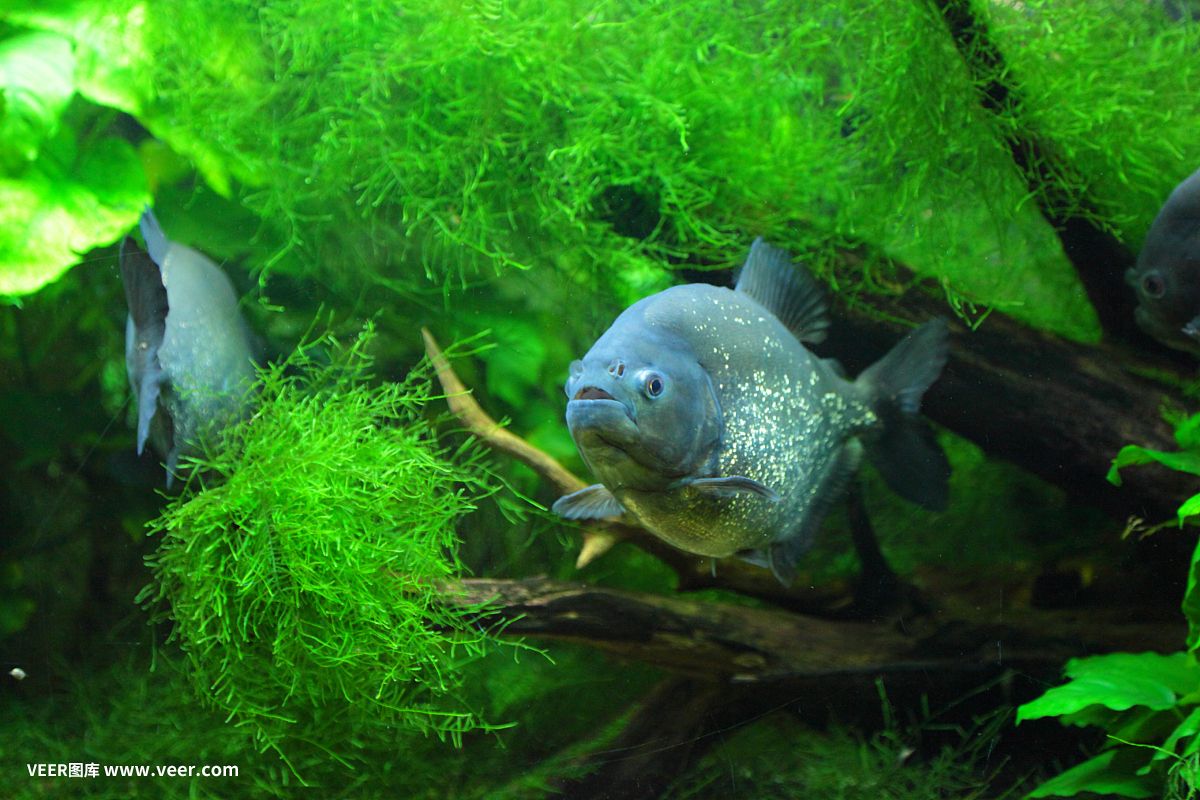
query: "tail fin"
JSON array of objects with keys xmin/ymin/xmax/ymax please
[{"xmin": 857, "ymin": 319, "xmax": 950, "ymax": 511}]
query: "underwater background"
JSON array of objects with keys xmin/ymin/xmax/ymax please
[{"xmin": 4, "ymin": 0, "xmax": 1200, "ymax": 797}]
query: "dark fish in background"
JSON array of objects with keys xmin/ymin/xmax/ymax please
[
  {"xmin": 1128, "ymin": 166, "xmax": 1200, "ymax": 355},
  {"xmin": 553, "ymin": 238, "xmax": 950, "ymax": 584},
  {"xmin": 120, "ymin": 209, "xmax": 257, "ymax": 485}
]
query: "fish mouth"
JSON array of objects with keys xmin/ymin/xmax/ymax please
[
  {"xmin": 566, "ymin": 385, "xmax": 638, "ymax": 447},
  {"xmin": 574, "ymin": 386, "xmax": 616, "ymax": 401},
  {"xmin": 568, "ymin": 386, "xmax": 634, "ymax": 424}
]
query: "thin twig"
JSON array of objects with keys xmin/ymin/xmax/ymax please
[
  {"xmin": 422, "ymin": 327, "xmax": 625, "ymax": 565},
  {"xmin": 422, "ymin": 327, "xmax": 584, "ymax": 495}
]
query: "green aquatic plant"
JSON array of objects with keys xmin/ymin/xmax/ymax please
[
  {"xmin": 1017, "ymin": 652, "xmax": 1200, "ymax": 798},
  {"xmin": 984, "ymin": 0, "xmax": 1200, "ymax": 244},
  {"xmin": 0, "ymin": 22, "xmax": 148, "ymax": 298},
  {"xmin": 3, "ymin": 644, "xmax": 661, "ymax": 800},
  {"xmin": 11, "ymin": 0, "xmax": 1164, "ymax": 340},
  {"xmin": 1017, "ymin": 409, "xmax": 1200, "ymax": 798},
  {"xmin": 139, "ymin": 325, "xmax": 509, "ymax": 775}
]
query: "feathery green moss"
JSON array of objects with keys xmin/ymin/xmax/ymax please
[
  {"xmin": 123, "ymin": 0, "xmax": 1113, "ymax": 340},
  {"xmin": 140, "ymin": 325, "xmax": 509, "ymax": 775},
  {"xmin": 986, "ymin": 0, "xmax": 1200, "ymax": 245}
]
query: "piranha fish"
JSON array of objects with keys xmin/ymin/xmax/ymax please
[
  {"xmin": 120, "ymin": 209, "xmax": 257, "ymax": 485},
  {"xmin": 553, "ymin": 238, "xmax": 950, "ymax": 584},
  {"xmin": 1128, "ymin": 166, "xmax": 1200, "ymax": 355}
]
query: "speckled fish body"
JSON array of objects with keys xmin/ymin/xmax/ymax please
[
  {"xmin": 555, "ymin": 239, "xmax": 949, "ymax": 582},
  {"xmin": 121, "ymin": 209, "xmax": 256, "ymax": 483},
  {"xmin": 582, "ymin": 284, "xmax": 872, "ymax": 558},
  {"xmin": 1129, "ymin": 166, "xmax": 1200, "ymax": 355}
]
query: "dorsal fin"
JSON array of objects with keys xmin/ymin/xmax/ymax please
[
  {"xmin": 138, "ymin": 207, "xmax": 171, "ymax": 267},
  {"xmin": 734, "ymin": 237, "xmax": 829, "ymax": 344}
]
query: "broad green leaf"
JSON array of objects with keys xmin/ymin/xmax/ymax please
[
  {"xmin": 1186, "ymin": 537, "xmax": 1200, "ymax": 654},
  {"xmin": 0, "ymin": 131, "xmax": 148, "ymax": 297},
  {"xmin": 1028, "ymin": 750, "xmax": 1157, "ymax": 798},
  {"xmin": 1108, "ymin": 445, "xmax": 1200, "ymax": 486},
  {"xmin": 0, "ymin": 0, "xmax": 148, "ymax": 114},
  {"xmin": 0, "ymin": 0, "xmax": 254, "ymax": 195},
  {"xmin": 1179, "ymin": 494, "xmax": 1200, "ymax": 526},
  {"xmin": 1017, "ymin": 653, "xmax": 1200, "ymax": 722},
  {"xmin": 0, "ymin": 31, "xmax": 75, "ymax": 167}
]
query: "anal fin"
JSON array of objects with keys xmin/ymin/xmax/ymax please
[{"xmin": 744, "ymin": 440, "xmax": 864, "ymax": 586}]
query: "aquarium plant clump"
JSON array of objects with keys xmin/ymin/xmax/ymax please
[{"xmin": 140, "ymin": 325, "xmax": 507, "ymax": 774}]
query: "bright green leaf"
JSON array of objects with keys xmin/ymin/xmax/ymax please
[
  {"xmin": 0, "ymin": 132, "xmax": 148, "ymax": 298},
  {"xmin": 0, "ymin": 0, "xmax": 149, "ymax": 115},
  {"xmin": 1017, "ymin": 653, "xmax": 1200, "ymax": 723},
  {"xmin": 1185, "ymin": 538, "xmax": 1200, "ymax": 654},
  {"xmin": 1028, "ymin": 750, "xmax": 1158, "ymax": 798},
  {"xmin": 1149, "ymin": 707, "xmax": 1200, "ymax": 766},
  {"xmin": 0, "ymin": 31, "xmax": 75, "ymax": 167},
  {"xmin": 1108, "ymin": 445, "xmax": 1200, "ymax": 486},
  {"xmin": 0, "ymin": 0, "xmax": 247, "ymax": 195},
  {"xmin": 1179, "ymin": 495, "xmax": 1200, "ymax": 526}
]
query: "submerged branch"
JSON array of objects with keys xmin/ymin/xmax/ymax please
[
  {"xmin": 451, "ymin": 576, "xmax": 1182, "ymax": 680},
  {"xmin": 422, "ymin": 327, "xmax": 582, "ymax": 496}
]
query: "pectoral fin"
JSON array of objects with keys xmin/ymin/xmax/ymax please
[
  {"xmin": 1183, "ymin": 315, "xmax": 1200, "ymax": 342},
  {"xmin": 552, "ymin": 484, "xmax": 626, "ymax": 520},
  {"xmin": 685, "ymin": 476, "xmax": 779, "ymax": 502}
]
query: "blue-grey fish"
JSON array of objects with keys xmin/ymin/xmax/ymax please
[
  {"xmin": 1128, "ymin": 166, "xmax": 1200, "ymax": 355},
  {"xmin": 120, "ymin": 209, "xmax": 256, "ymax": 485},
  {"xmin": 553, "ymin": 239, "xmax": 950, "ymax": 584}
]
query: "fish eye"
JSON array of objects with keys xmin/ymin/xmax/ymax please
[
  {"xmin": 1141, "ymin": 271, "xmax": 1166, "ymax": 299},
  {"xmin": 643, "ymin": 373, "xmax": 665, "ymax": 399}
]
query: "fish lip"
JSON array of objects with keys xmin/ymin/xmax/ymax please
[{"xmin": 566, "ymin": 396, "xmax": 635, "ymax": 422}]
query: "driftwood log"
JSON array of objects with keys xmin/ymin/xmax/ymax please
[{"xmin": 449, "ymin": 576, "xmax": 1182, "ymax": 681}]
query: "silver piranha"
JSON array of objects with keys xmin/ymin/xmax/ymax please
[
  {"xmin": 120, "ymin": 209, "xmax": 257, "ymax": 485},
  {"xmin": 1128, "ymin": 166, "xmax": 1200, "ymax": 355},
  {"xmin": 553, "ymin": 238, "xmax": 950, "ymax": 584}
]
